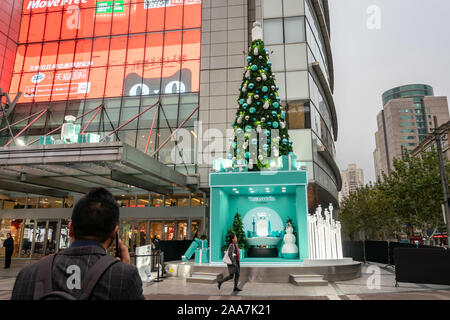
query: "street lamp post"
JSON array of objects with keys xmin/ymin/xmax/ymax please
[{"xmin": 432, "ymin": 116, "xmax": 450, "ymax": 246}]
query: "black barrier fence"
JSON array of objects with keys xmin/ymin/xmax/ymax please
[
  {"xmin": 394, "ymin": 248, "xmax": 450, "ymax": 285},
  {"xmin": 342, "ymin": 240, "xmax": 365, "ymax": 262},
  {"xmin": 155, "ymin": 240, "xmax": 193, "ymax": 262},
  {"xmin": 364, "ymin": 240, "xmax": 389, "ymax": 264},
  {"xmin": 343, "ymin": 240, "xmax": 447, "ymax": 265},
  {"xmin": 388, "ymin": 242, "xmax": 415, "ymax": 265}
]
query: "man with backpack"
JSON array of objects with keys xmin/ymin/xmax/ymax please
[{"xmin": 11, "ymin": 188, "xmax": 145, "ymax": 300}]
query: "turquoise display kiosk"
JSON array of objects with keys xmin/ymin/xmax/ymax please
[{"xmin": 209, "ymin": 170, "xmax": 309, "ymax": 263}]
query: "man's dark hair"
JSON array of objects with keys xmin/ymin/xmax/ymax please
[{"xmin": 71, "ymin": 188, "xmax": 119, "ymax": 242}]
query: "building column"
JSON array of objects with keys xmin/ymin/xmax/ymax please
[
  {"xmin": 187, "ymin": 217, "xmax": 192, "ymax": 239},
  {"xmin": 189, "ymin": 192, "xmax": 192, "ymax": 207},
  {"xmin": 18, "ymin": 220, "xmax": 25, "ymax": 258},
  {"xmin": 42, "ymin": 220, "xmax": 50, "ymax": 256},
  {"xmin": 55, "ymin": 219, "xmax": 62, "ymax": 253},
  {"xmin": 30, "ymin": 220, "xmax": 37, "ymax": 259}
]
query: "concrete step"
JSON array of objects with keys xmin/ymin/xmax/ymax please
[
  {"xmin": 186, "ymin": 272, "xmax": 223, "ymax": 284},
  {"xmin": 289, "ymin": 274, "xmax": 328, "ymax": 286}
]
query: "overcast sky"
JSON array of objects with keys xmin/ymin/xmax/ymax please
[{"xmin": 329, "ymin": 0, "xmax": 450, "ymax": 183}]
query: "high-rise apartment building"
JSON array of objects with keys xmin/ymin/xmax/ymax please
[
  {"xmin": 0, "ymin": 0, "xmax": 341, "ymax": 258},
  {"xmin": 340, "ymin": 164, "xmax": 364, "ymax": 200},
  {"xmin": 374, "ymin": 84, "xmax": 449, "ymax": 178}
]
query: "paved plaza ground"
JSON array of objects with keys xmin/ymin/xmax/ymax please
[{"xmin": 0, "ymin": 259, "xmax": 449, "ymax": 300}]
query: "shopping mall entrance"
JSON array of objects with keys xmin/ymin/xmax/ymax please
[{"xmin": 0, "ymin": 206, "xmax": 207, "ymax": 260}]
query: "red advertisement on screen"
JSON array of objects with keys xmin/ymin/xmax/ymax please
[{"xmin": 11, "ymin": 0, "xmax": 201, "ymax": 102}]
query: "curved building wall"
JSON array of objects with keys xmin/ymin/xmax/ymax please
[
  {"xmin": 262, "ymin": 0, "xmax": 340, "ymax": 208},
  {"xmin": 382, "ymin": 84, "xmax": 434, "ymax": 106}
]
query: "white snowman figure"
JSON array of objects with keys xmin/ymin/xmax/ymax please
[{"xmin": 281, "ymin": 222, "xmax": 299, "ymax": 259}]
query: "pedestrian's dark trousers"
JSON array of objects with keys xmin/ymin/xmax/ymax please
[
  {"xmin": 4, "ymin": 252, "xmax": 12, "ymax": 269},
  {"xmin": 221, "ymin": 262, "xmax": 240, "ymax": 288}
]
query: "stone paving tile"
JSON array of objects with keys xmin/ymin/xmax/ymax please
[
  {"xmin": 357, "ymin": 290, "xmax": 450, "ymax": 300},
  {"xmin": 1, "ymin": 261, "xmax": 450, "ymax": 300},
  {"xmin": 145, "ymin": 294, "xmax": 329, "ymax": 300}
]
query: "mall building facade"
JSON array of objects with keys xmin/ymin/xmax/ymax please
[{"xmin": 0, "ymin": 0, "xmax": 340, "ymax": 259}]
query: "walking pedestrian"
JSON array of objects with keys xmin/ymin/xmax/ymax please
[
  {"xmin": 3, "ymin": 233, "xmax": 14, "ymax": 269},
  {"xmin": 217, "ymin": 234, "xmax": 242, "ymax": 292}
]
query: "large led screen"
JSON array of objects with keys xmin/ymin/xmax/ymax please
[{"xmin": 10, "ymin": 0, "xmax": 201, "ymax": 102}]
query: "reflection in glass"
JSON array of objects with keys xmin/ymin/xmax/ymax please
[
  {"xmin": 191, "ymin": 220, "xmax": 202, "ymax": 239},
  {"xmin": 0, "ymin": 219, "xmax": 22, "ymax": 258},
  {"xmin": 150, "ymin": 222, "xmax": 163, "ymax": 241},
  {"xmin": 164, "ymin": 221, "xmax": 175, "ymax": 240},
  {"xmin": 177, "ymin": 221, "xmax": 187, "ymax": 240},
  {"xmin": 133, "ymin": 221, "xmax": 147, "ymax": 249},
  {"xmin": 121, "ymin": 221, "xmax": 132, "ymax": 250},
  {"xmin": 59, "ymin": 220, "xmax": 71, "ymax": 251},
  {"xmin": 21, "ymin": 219, "xmax": 35, "ymax": 257},
  {"xmin": 288, "ymin": 102, "xmax": 311, "ymax": 129},
  {"xmin": 46, "ymin": 221, "xmax": 58, "ymax": 255},
  {"xmin": 33, "ymin": 221, "xmax": 46, "ymax": 258}
]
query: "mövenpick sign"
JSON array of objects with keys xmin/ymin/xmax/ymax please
[{"xmin": 26, "ymin": 0, "xmax": 88, "ymax": 10}]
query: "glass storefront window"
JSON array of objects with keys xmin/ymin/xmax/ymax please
[
  {"xmin": 178, "ymin": 195, "xmax": 190, "ymax": 207},
  {"xmin": 0, "ymin": 219, "xmax": 22, "ymax": 258},
  {"xmin": 38, "ymin": 197, "xmax": 63, "ymax": 208},
  {"xmin": 2, "ymin": 200, "xmax": 15, "ymax": 210},
  {"xmin": 137, "ymin": 194, "xmax": 150, "ymax": 207},
  {"xmin": 191, "ymin": 220, "xmax": 202, "ymax": 239},
  {"xmin": 116, "ymin": 194, "xmax": 135, "ymax": 207},
  {"xmin": 164, "ymin": 221, "xmax": 175, "ymax": 240},
  {"xmin": 21, "ymin": 219, "xmax": 34, "ymax": 257},
  {"xmin": 151, "ymin": 194, "xmax": 164, "ymax": 207},
  {"xmin": 191, "ymin": 194, "xmax": 204, "ymax": 206},
  {"xmin": 177, "ymin": 221, "xmax": 188, "ymax": 240},
  {"xmin": 165, "ymin": 196, "xmax": 178, "ymax": 207},
  {"xmin": 45, "ymin": 221, "xmax": 58, "ymax": 255},
  {"xmin": 63, "ymin": 197, "xmax": 74, "ymax": 208},
  {"xmin": 150, "ymin": 221, "xmax": 163, "ymax": 241},
  {"xmin": 27, "ymin": 197, "xmax": 38, "ymax": 208},
  {"xmin": 120, "ymin": 221, "xmax": 132, "ymax": 250},
  {"xmin": 165, "ymin": 194, "xmax": 189, "ymax": 207},
  {"xmin": 132, "ymin": 221, "xmax": 148, "ymax": 250},
  {"xmin": 59, "ymin": 220, "xmax": 71, "ymax": 251},
  {"xmin": 12, "ymin": 197, "xmax": 27, "ymax": 209},
  {"xmin": 33, "ymin": 221, "xmax": 47, "ymax": 258}
]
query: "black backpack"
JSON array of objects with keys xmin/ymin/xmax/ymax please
[{"xmin": 33, "ymin": 254, "xmax": 119, "ymax": 300}]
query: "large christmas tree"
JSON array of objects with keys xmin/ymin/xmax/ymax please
[{"xmin": 230, "ymin": 23, "xmax": 293, "ymax": 171}]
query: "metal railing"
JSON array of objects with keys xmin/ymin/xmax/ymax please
[{"xmin": 130, "ymin": 251, "xmax": 165, "ymax": 283}]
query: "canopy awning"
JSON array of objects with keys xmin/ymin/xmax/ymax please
[{"xmin": 0, "ymin": 142, "xmax": 199, "ymax": 196}]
